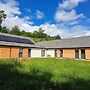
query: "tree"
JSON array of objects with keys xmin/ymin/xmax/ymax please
[
  {"xmin": 54, "ymin": 35, "xmax": 61, "ymax": 39},
  {"xmin": 10, "ymin": 26, "xmax": 21, "ymax": 35},
  {"xmin": 0, "ymin": 26, "xmax": 9, "ymax": 33},
  {"xmin": 20, "ymin": 30, "xmax": 26, "ymax": 36},
  {"xmin": 32, "ymin": 28, "xmax": 47, "ymax": 38},
  {"xmin": 20, "ymin": 30, "xmax": 32, "ymax": 37},
  {"xmin": 0, "ymin": 10, "xmax": 7, "ymax": 30}
]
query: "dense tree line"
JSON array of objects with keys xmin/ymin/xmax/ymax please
[
  {"xmin": 0, "ymin": 26, "xmax": 61, "ymax": 42},
  {"xmin": 0, "ymin": 10, "xmax": 61, "ymax": 42}
]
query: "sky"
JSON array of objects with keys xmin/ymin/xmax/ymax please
[{"xmin": 0, "ymin": 0, "xmax": 90, "ymax": 38}]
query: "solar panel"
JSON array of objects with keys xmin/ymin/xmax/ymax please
[{"xmin": 0, "ymin": 35, "xmax": 35, "ymax": 44}]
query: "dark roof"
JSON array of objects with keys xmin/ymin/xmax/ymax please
[
  {"xmin": 1, "ymin": 33, "xmax": 90, "ymax": 49},
  {"xmin": 0, "ymin": 33, "xmax": 42, "ymax": 48},
  {"xmin": 37, "ymin": 36, "xmax": 90, "ymax": 48},
  {"xmin": 0, "ymin": 33, "xmax": 35, "ymax": 44}
]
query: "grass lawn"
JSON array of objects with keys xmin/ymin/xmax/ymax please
[{"xmin": 0, "ymin": 58, "xmax": 90, "ymax": 90}]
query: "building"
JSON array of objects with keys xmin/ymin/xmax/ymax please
[
  {"xmin": 0, "ymin": 32, "xmax": 90, "ymax": 60},
  {"xmin": 37, "ymin": 36, "xmax": 90, "ymax": 60},
  {"xmin": 0, "ymin": 33, "xmax": 43, "ymax": 58}
]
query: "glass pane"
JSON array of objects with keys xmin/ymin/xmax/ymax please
[
  {"xmin": 55, "ymin": 50, "xmax": 57, "ymax": 57},
  {"xmin": 19, "ymin": 53, "xmax": 22, "ymax": 58},
  {"xmin": 19, "ymin": 48, "xmax": 23, "ymax": 53},
  {"xmin": 19, "ymin": 48, "xmax": 23, "ymax": 58},
  {"xmin": 28, "ymin": 49, "xmax": 31, "ymax": 57},
  {"xmin": 41, "ymin": 50, "xmax": 45, "ymax": 57}
]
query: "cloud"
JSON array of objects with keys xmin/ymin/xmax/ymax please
[
  {"xmin": 0, "ymin": 0, "xmax": 90, "ymax": 39},
  {"xmin": 40, "ymin": 23, "xmax": 63, "ymax": 36},
  {"xmin": 39, "ymin": 24, "xmax": 90, "ymax": 38},
  {"xmin": 55, "ymin": 9, "xmax": 85, "ymax": 22},
  {"xmin": 69, "ymin": 20, "xmax": 79, "ymax": 25},
  {"xmin": 0, "ymin": 0, "xmax": 21, "ymax": 17},
  {"xmin": 59, "ymin": 0, "xmax": 85, "ymax": 10},
  {"xmin": 53, "ymin": 0, "xmax": 90, "ymax": 38},
  {"xmin": 2, "ymin": 16, "xmax": 34, "ymax": 30},
  {"xmin": 0, "ymin": 0, "xmax": 33, "ymax": 31},
  {"xmin": 35, "ymin": 10, "xmax": 44, "ymax": 19},
  {"xmin": 55, "ymin": 0, "xmax": 86, "ymax": 23},
  {"xmin": 62, "ymin": 25, "xmax": 90, "ymax": 38}
]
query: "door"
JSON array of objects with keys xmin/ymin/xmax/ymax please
[
  {"xmin": 75, "ymin": 49, "xmax": 79, "ymax": 59},
  {"xmin": 81, "ymin": 49, "xmax": 86, "ymax": 59},
  {"xmin": 60, "ymin": 49, "xmax": 63, "ymax": 58}
]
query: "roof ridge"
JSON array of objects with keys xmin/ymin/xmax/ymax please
[{"xmin": 38, "ymin": 35, "xmax": 90, "ymax": 43}]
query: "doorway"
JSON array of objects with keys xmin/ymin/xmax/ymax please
[
  {"xmin": 55, "ymin": 49, "xmax": 57, "ymax": 57},
  {"xmin": 75, "ymin": 49, "xmax": 79, "ymax": 59},
  {"xmin": 28, "ymin": 49, "xmax": 31, "ymax": 57},
  {"xmin": 60, "ymin": 49, "xmax": 63, "ymax": 58},
  {"xmin": 81, "ymin": 49, "xmax": 86, "ymax": 59}
]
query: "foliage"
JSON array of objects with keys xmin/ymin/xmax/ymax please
[
  {"xmin": 0, "ymin": 58, "xmax": 90, "ymax": 90},
  {"xmin": 0, "ymin": 10, "xmax": 7, "ymax": 30},
  {"xmin": 10, "ymin": 26, "xmax": 21, "ymax": 35},
  {"xmin": 32, "ymin": 28, "xmax": 48, "ymax": 38},
  {"xmin": 0, "ymin": 26, "xmax": 61, "ymax": 42},
  {"xmin": 0, "ymin": 26, "xmax": 9, "ymax": 33},
  {"xmin": 0, "ymin": 10, "xmax": 61, "ymax": 42}
]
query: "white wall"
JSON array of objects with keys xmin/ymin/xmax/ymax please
[
  {"xmin": 31, "ymin": 48, "xmax": 41, "ymax": 57},
  {"xmin": 31, "ymin": 48, "xmax": 55, "ymax": 58},
  {"xmin": 46, "ymin": 49, "xmax": 55, "ymax": 57}
]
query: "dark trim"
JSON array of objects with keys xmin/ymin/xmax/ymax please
[
  {"xmin": 1, "ymin": 45, "xmax": 90, "ymax": 49},
  {"xmin": 0, "ymin": 45, "xmax": 41, "ymax": 48},
  {"xmin": 45, "ymin": 47, "xmax": 90, "ymax": 49}
]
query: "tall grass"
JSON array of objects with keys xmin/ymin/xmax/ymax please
[{"xmin": 0, "ymin": 58, "xmax": 90, "ymax": 90}]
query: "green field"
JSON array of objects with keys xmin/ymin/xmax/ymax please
[{"xmin": 0, "ymin": 58, "xmax": 90, "ymax": 90}]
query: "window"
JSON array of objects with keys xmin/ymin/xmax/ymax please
[
  {"xmin": 60, "ymin": 49, "xmax": 63, "ymax": 58},
  {"xmin": 28, "ymin": 49, "xmax": 31, "ymax": 57},
  {"xmin": 55, "ymin": 49, "xmax": 57, "ymax": 57},
  {"xmin": 75, "ymin": 49, "xmax": 79, "ymax": 59},
  {"xmin": 81, "ymin": 49, "xmax": 86, "ymax": 59},
  {"xmin": 41, "ymin": 50, "xmax": 45, "ymax": 57},
  {"xmin": 19, "ymin": 48, "xmax": 23, "ymax": 58}
]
